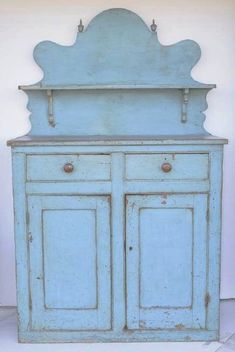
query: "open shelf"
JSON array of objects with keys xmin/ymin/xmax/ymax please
[{"xmin": 19, "ymin": 84, "xmax": 216, "ymax": 90}]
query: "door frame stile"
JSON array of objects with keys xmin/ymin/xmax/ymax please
[{"xmin": 111, "ymin": 152, "xmax": 125, "ymax": 332}]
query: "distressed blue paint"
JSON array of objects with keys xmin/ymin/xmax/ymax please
[
  {"xmin": 10, "ymin": 144, "xmax": 226, "ymax": 342},
  {"xmin": 8, "ymin": 8, "xmax": 227, "ymax": 343},
  {"xmin": 26, "ymin": 89, "xmax": 210, "ymax": 136},
  {"xmin": 33, "ymin": 9, "xmax": 204, "ymax": 87},
  {"xmin": 125, "ymin": 153, "xmax": 209, "ymax": 180},
  {"xmin": 28, "ymin": 195, "xmax": 111, "ymax": 331},
  {"xmin": 126, "ymin": 194, "xmax": 208, "ymax": 330},
  {"xmin": 27, "ymin": 154, "xmax": 111, "ymax": 181},
  {"xmin": 43, "ymin": 209, "xmax": 97, "ymax": 309},
  {"xmin": 140, "ymin": 208, "xmax": 193, "ymax": 308},
  {"xmin": 21, "ymin": 8, "xmax": 214, "ymax": 136}
]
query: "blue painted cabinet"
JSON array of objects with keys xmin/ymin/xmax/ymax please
[{"xmin": 8, "ymin": 8, "xmax": 227, "ymax": 343}]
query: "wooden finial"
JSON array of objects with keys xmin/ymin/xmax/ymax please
[
  {"xmin": 150, "ymin": 19, "xmax": 157, "ymax": 32},
  {"xmin": 78, "ymin": 19, "xmax": 84, "ymax": 33}
]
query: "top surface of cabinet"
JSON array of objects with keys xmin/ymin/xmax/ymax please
[{"xmin": 10, "ymin": 8, "xmax": 227, "ymax": 141}]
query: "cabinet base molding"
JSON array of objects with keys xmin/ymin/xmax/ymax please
[{"xmin": 19, "ymin": 330, "xmax": 218, "ymax": 343}]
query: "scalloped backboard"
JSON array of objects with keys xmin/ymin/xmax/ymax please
[{"xmin": 22, "ymin": 8, "xmax": 214, "ymax": 136}]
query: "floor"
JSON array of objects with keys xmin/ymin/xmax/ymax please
[{"xmin": 1, "ymin": 301, "xmax": 235, "ymax": 352}]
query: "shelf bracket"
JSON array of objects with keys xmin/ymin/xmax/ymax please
[
  {"xmin": 46, "ymin": 89, "xmax": 56, "ymax": 127},
  {"xmin": 181, "ymin": 88, "xmax": 189, "ymax": 123}
]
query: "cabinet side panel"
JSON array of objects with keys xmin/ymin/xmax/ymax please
[
  {"xmin": 207, "ymin": 148, "xmax": 223, "ymax": 334},
  {"xmin": 12, "ymin": 151, "xmax": 30, "ymax": 333}
]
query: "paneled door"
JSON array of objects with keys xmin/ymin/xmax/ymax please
[
  {"xmin": 126, "ymin": 194, "xmax": 208, "ymax": 330},
  {"xmin": 27, "ymin": 195, "xmax": 111, "ymax": 331}
]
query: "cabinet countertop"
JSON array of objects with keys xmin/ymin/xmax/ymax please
[{"xmin": 7, "ymin": 135, "xmax": 228, "ymax": 147}]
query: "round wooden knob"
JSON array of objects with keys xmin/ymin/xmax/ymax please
[
  {"xmin": 63, "ymin": 163, "xmax": 74, "ymax": 173},
  {"xmin": 161, "ymin": 162, "xmax": 172, "ymax": 173}
]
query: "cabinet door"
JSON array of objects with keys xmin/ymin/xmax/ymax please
[
  {"xmin": 28, "ymin": 195, "xmax": 111, "ymax": 331},
  {"xmin": 126, "ymin": 194, "xmax": 208, "ymax": 330}
]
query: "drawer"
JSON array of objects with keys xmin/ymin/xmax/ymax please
[
  {"xmin": 27, "ymin": 154, "xmax": 111, "ymax": 181},
  {"xmin": 125, "ymin": 153, "xmax": 209, "ymax": 181}
]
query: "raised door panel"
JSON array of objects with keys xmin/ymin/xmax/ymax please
[
  {"xmin": 28, "ymin": 195, "xmax": 111, "ymax": 331},
  {"xmin": 126, "ymin": 194, "xmax": 208, "ymax": 330}
]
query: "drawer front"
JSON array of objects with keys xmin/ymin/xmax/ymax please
[
  {"xmin": 125, "ymin": 153, "xmax": 209, "ymax": 181},
  {"xmin": 27, "ymin": 154, "xmax": 111, "ymax": 181}
]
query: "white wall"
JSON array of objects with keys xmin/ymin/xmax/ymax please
[{"xmin": 0, "ymin": 0, "xmax": 235, "ymax": 305}]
